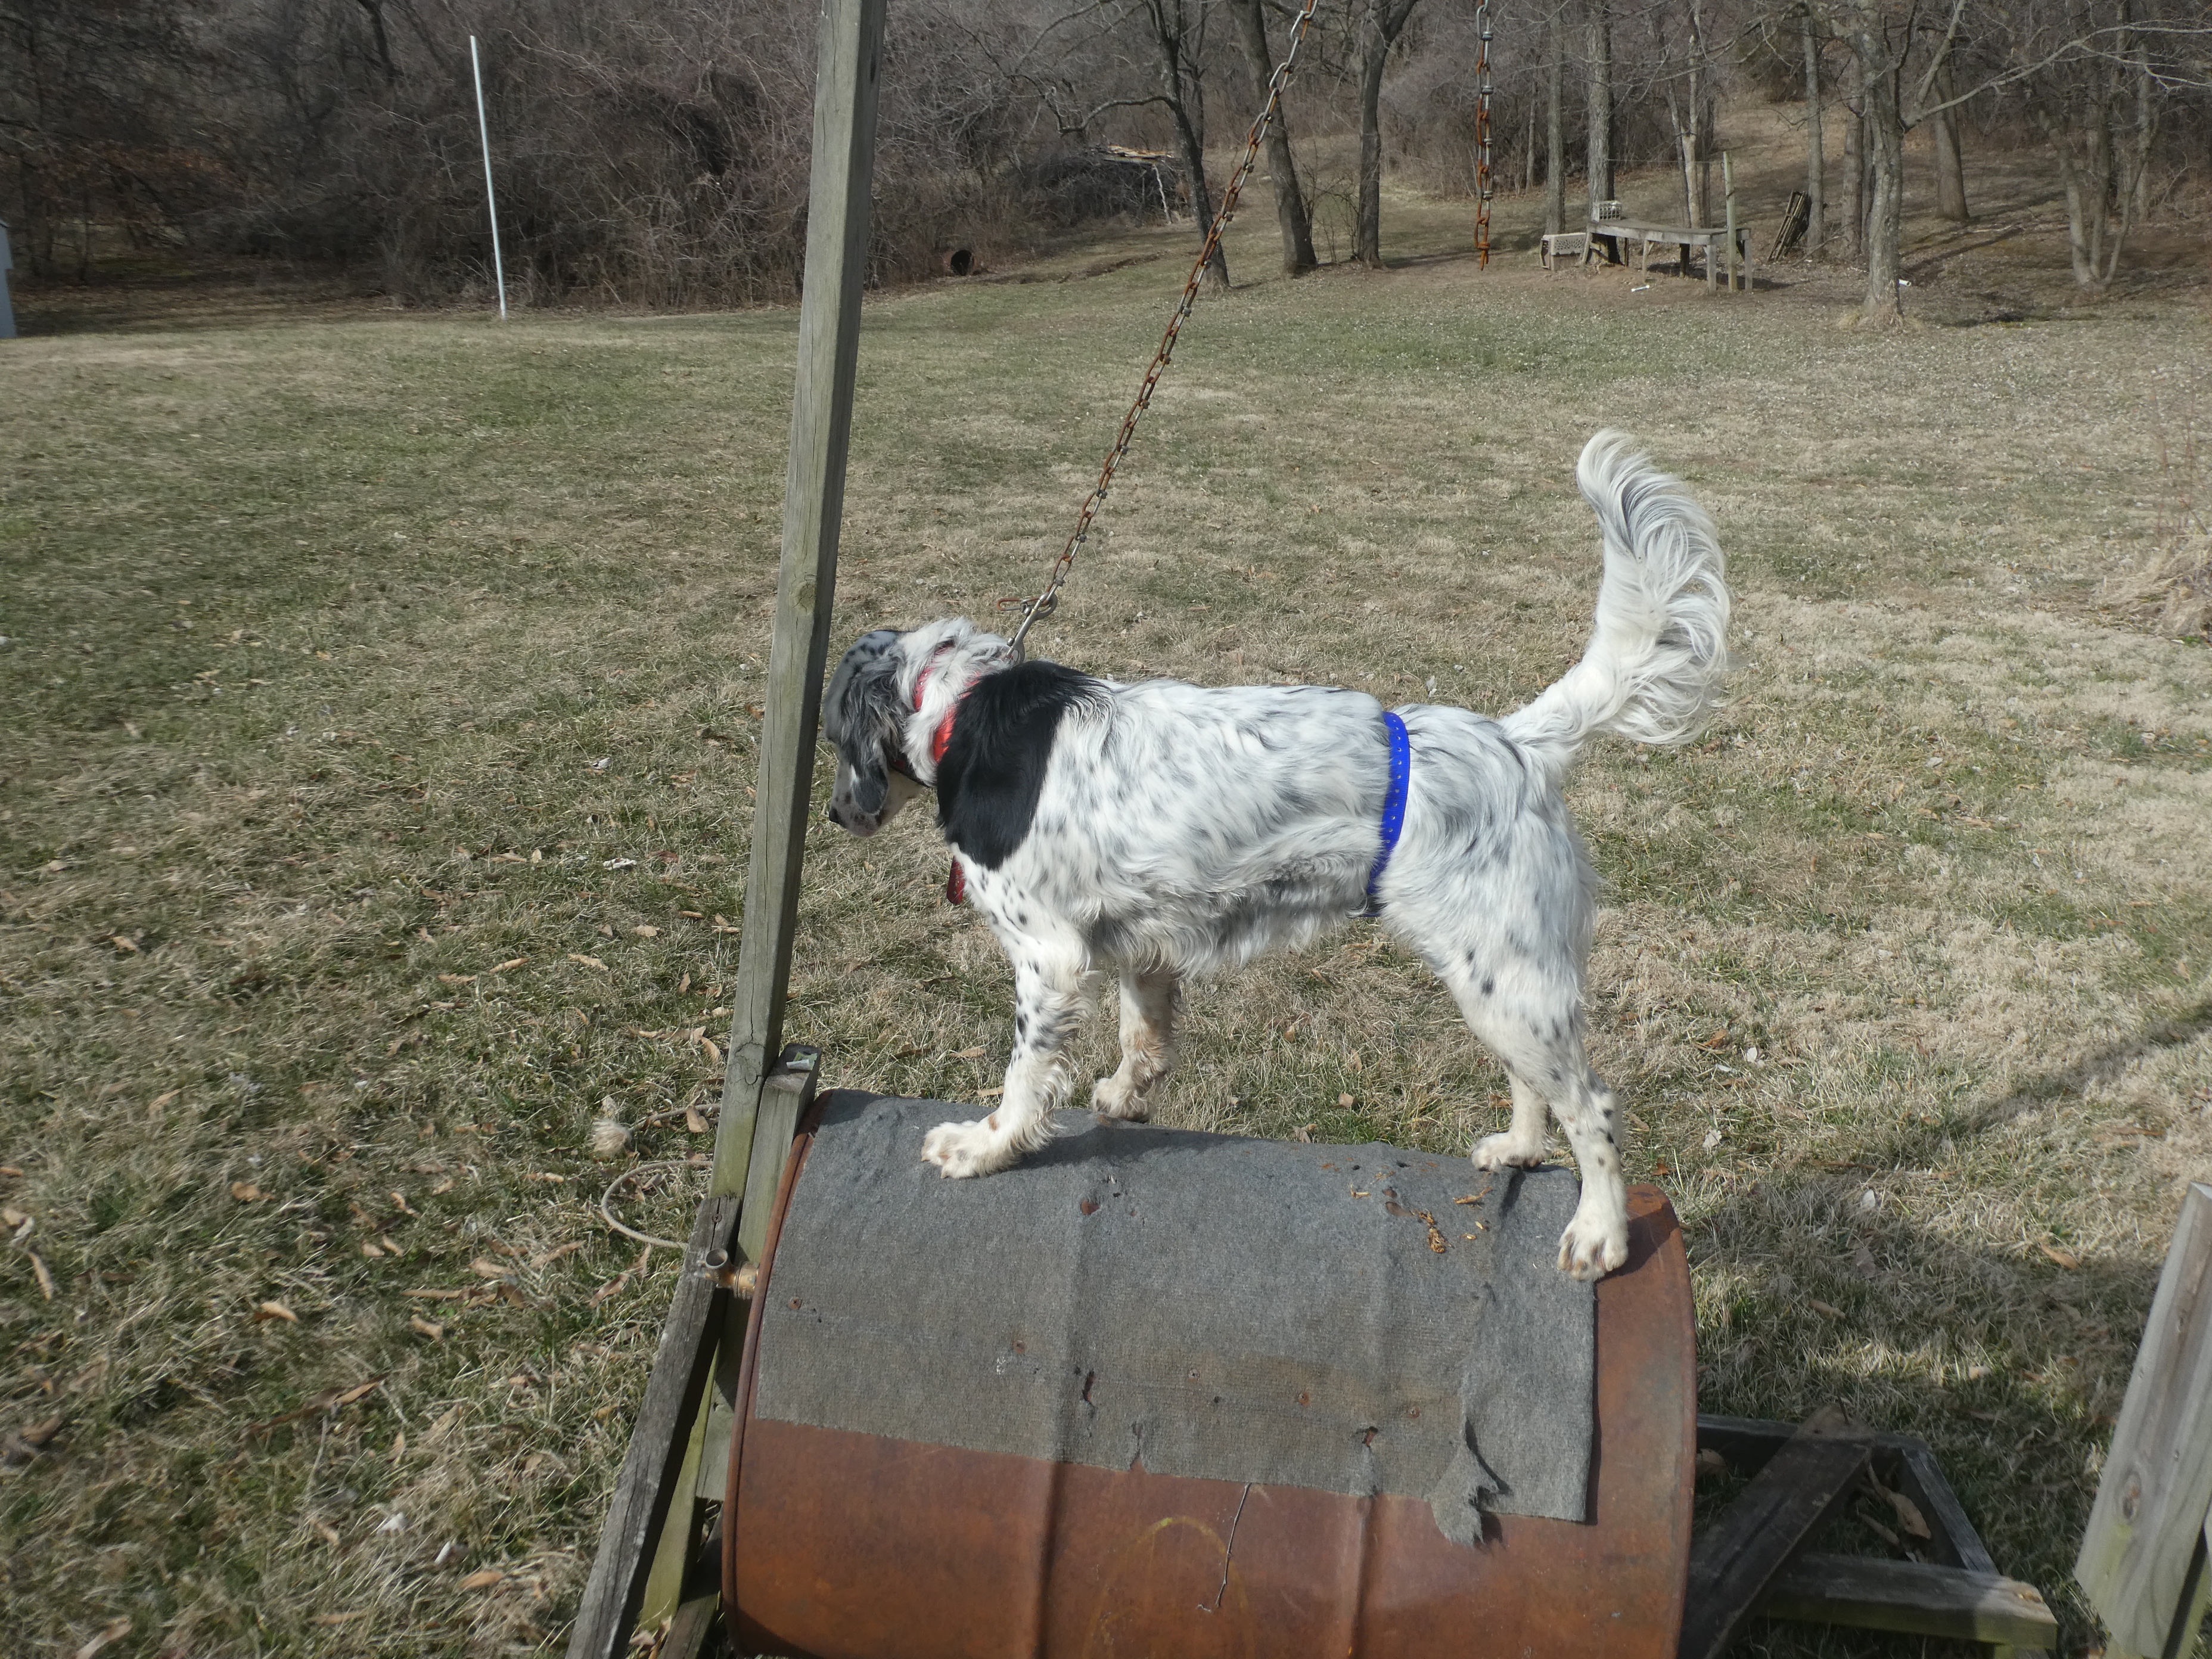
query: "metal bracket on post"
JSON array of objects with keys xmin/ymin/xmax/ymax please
[{"xmin": 565, "ymin": 0, "xmax": 884, "ymax": 1649}]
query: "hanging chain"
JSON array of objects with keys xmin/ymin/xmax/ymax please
[
  {"xmin": 1474, "ymin": 0, "xmax": 1493, "ymax": 268},
  {"xmin": 1004, "ymin": 0, "xmax": 1324, "ymax": 657}
]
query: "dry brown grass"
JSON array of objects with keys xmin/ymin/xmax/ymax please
[{"xmin": 3, "ymin": 113, "xmax": 2210, "ymax": 1657}]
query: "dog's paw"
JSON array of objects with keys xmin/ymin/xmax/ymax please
[
  {"xmin": 921, "ymin": 1118, "xmax": 1018, "ymax": 1179},
  {"xmin": 1091, "ymin": 1073, "xmax": 1151, "ymax": 1122},
  {"xmin": 1471, "ymin": 1131, "xmax": 1547, "ymax": 1171},
  {"xmin": 1555, "ymin": 1214, "xmax": 1630, "ymax": 1281}
]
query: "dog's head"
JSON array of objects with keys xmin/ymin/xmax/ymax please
[{"xmin": 822, "ymin": 628, "xmax": 918, "ymax": 837}]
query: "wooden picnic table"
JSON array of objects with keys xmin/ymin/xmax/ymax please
[{"xmin": 1592, "ymin": 217, "xmax": 1752, "ymax": 291}]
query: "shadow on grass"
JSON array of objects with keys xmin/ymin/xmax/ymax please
[{"xmin": 1687, "ymin": 999, "xmax": 2212, "ymax": 1654}]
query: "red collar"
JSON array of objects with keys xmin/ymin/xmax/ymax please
[
  {"xmin": 912, "ymin": 644, "xmax": 968, "ymax": 906},
  {"xmin": 914, "ymin": 644, "xmax": 962, "ymax": 767}
]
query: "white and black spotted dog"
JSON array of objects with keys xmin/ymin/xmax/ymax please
[{"xmin": 822, "ymin": 432, "xmax": 1728, "ymax": 1279}]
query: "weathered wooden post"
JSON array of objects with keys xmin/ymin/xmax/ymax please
[
  {"xmin": 2078, "ymin": 1183, "xmax": 2212, "ymax": 1659},
  {"xmin": 1722, "ymin": 150, "xmax": 1739, "ymax": 291},
  {"xmin": 1, "ymin": 219, "xmax": 17, "ymax": 340},
  {"xmin": 563, "ymin": 0, "xmax": 885, "ymax": 1652}
]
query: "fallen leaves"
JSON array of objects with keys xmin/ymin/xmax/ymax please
[
  {"xmin": 459, "ymin": 1568, "xmax": 506, "ymax": 1590},
  {"xmin": 567, "ymin": 952, "xmax": 609, "ymax": 971},
  {"xmin": 2, "ymin": 1414, "xmax": 64, "ymax": 1464},
  {"xmin": 410, "ymin": 1315, "xmax": 445, "ymax": 1341},
  {"xmin": 469, "ymin": 1257, "xmax": 513, "ymax": 1280},
  {"xmin": 254, "ymin": 1300, "xmax": 299, "ymax": 1323},
  {"xmin": 490, "ymin": 956, "xmax": 530, "ymax": 974},
  {"xmin": 592, "ymin": 1245, "xmax": 654, "ymax": 1304},
  {"xmin": 245, "ymin": 1376, "xmax": 384, "ymax": 1437},
  {"xmin": 1809, "ymin": 1298, "xmax": 1843, "ymax": 1319},
  {"xmin": 2040, "ymin": 1242, "xmax": 2082, "ymax": 1270},
  {"xmin": 27, "ymin": 1252, "xmax": 55, "ymax": 1299},
  {"xmin": 952, "ymin": 1046, "xmax": 987, "ymax": 1060},
  {"xmin": 230, "ymin": 1181, "xmax": 268, "ymax": 1202},
  {"xmin": 72, "ymin": 1618, "xmax": 132, "ymax": 1659}
]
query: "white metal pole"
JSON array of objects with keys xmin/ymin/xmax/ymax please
[{"xmin": 470, "ymin": 35, "xmax": 508, "ymax": 319}]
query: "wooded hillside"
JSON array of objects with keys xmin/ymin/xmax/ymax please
[{"xmin": 2, "ymin": 0, "xmax": 2205, "ymax": 313}]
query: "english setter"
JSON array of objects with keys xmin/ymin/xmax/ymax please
[{"xmin": 822, "ymin": 432, "xmax": 1728, "ymax": 1279}]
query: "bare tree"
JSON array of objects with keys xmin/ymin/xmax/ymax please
[
  {"xmin": 1801, "ymin": 4, "xmax": 1826, "ymax": 255},
  {"xmin": 1585, "ymin": 0, "xmax": 1613, "ymax": 210},
  {"xmin": 1544, "ymin": 0, "xmax": 1567, "ymax": 234},
  {"xmin": 1134, "ymin": 0, "xmax": 1231, "ymax": 285},
  {"xmin": 1929, "ymin": 55, "xmax": 1968, "ymax": 219},
  {"xmin": 1228, "ymin": 0, "xmax": 1314, "ymax": 272},
  {"xmin": 1353, "ymin": 0, "xmax": 1424, "ymax": 264},
  {"xmin": 1990, "ymin": 0, "xmax": 2204, "ymax": 290}
]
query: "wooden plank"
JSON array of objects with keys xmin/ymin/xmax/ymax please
[
  {"xmin": 1699, "ymin": 1412, "xmax": 1921, "ymax": 1470},
  {"xmin": 2077, "ymin": 1182, "xmax": 2212, "ymax": 1659},
  {"xmin": 1760, "ymin": 1554, "xmax": 2058, "ymax": 1648},
  {"xmin": 1679, "ymin": 1406, "xmax": 1873, "ymax": 1659},
  {"xmin": 695, "ymin": 1051, "xmax": 819, "ymax": 1502},
  {"xmin": 564, "ymin": 1193, "xmax": 742, "ymax": 1659},
  {"xmin": 1897, "ymin": 1438, "xmax": 1997, "ymax": 1576},
  {"xmin": 709, "ymin": 0, "xmax": 887, "ymax": 1204},
  {"xmin": 659, "ymin": 1589, "xmax": 722, "ymax": 1659}
]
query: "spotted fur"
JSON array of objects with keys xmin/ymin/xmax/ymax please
[{"xmin": 821, "ymin": 432, "xmax": 1729, "ymax": 1279}]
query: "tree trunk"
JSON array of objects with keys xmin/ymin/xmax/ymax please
[
  {"xmin": 1931, "ymin": 62, "xmax": 1968, "ymax": 223},
  {"xmin": 1585, "ymin": 0, "xmax": 1612, "ymax": 211},
  {"xmin": 1354, "ymin": 0, "xmax": 1420, "ymax": 266},
  {"xmin": 1172, "ymin": 104, "xmax": 1230, "ymax": 288},
  {"xmin": 1543, "ymin": 7, "xmax": 1565, "ymax": 235},
  {"xmin": 1356, "ymin": 18, "xmax": 1388, "ymax": 263},
  {"xmin": 1145, "ymin": 0, "xmax": 1229, "ymax": 289},
  {"xmin": 1843, "ymin": 96, "xmax": 1863, "ymax": 261},
  {"xmin": 1802, "ymin": 8, "xmax": 1824, "ymax": 257},
  {"xmin": 1523, "ymin": 91, "xmax": 1536, "ymax": 194},
  {"xmin": 2105, "ymin": 48, "xmax": 2157, "ymax": 284},
  {"xmin": 1854, "ymin": 24, "xmax": 1903, "ymax": 322},
  {"xmin": 1228, "ymin": 0, "xmax": 1315, "ymax": 273}
]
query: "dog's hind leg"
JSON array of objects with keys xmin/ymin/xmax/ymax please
[
  {"xmin": 1436, "ymin": 965, "xmax": 1630, "ymax": 1281},
  {"xmin": 922, "ymin": 946, "xmax": 1100, "ymax": 1178},
  {"xmin": 1092, "ymin": 968, "xmax": 1179, "ymax": 1121}
]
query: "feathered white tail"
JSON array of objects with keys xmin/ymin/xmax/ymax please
[{"xmin": 1501, "ymin": 431, "xmax": 1731, "ymax": 779}]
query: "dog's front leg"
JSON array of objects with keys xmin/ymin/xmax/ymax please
[
  {"xmin": 1092, "ymin": 968, "xmax": 1178, "ymax": 1121},
  {"xmin": 922, "ymin": 950, "xmax": 1098, "ymax": 1178},
  {"xmin": 1472, "ymin": 1077, "xmax": 1551, "ymax": 1170}
]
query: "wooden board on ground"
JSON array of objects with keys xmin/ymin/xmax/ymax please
[
  {"xmin": 1679, "ymin": 1405, "xmax": 1874, "ymax": 1659},
  {"xmin": 1762, "ymin": 1554, "xmax": 2056, "ymax": 1648}
]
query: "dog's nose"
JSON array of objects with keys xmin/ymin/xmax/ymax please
[{"xmin": 827, "ymin": 804, "xmax": 844, "ymax": 827}]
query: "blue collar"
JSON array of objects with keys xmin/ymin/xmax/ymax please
[{"xmin": 1362, "ymin": 711, "xmax": 1411, "ymax": 916}]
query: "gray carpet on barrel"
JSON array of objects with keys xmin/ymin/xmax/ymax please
[{"xmin": 750, "ymin": 1092, "xmax": 1595, "ymax": 1543}]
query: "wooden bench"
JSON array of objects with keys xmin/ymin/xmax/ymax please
[
  {"xmin": 1603, "ymin": 217, "xmax": 1753, "ymax": 291},
  {"xmin": 1540, "ymin": 231, "xmax": 1590, "ymax": 271}
]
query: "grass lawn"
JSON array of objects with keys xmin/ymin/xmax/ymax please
[{"xmin": 4, "ymin": 132, "xmax": 2211, "ymax": 1656}]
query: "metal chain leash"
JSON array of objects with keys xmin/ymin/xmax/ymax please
[
  {"xmin": 1474, "ymin": 1, "xmax": 1494, "ymax": 268},
  {"xmin": 1004, "ymin": 0, "xmax": 1325, "ymax": 657}
]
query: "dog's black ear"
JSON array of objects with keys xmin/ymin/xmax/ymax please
[{"xmin": 824, "ymin": 630, "xmax": 905, "ymax": 815}]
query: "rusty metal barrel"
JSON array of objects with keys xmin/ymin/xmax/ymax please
[{"xmin": 723, "ymin": 1092, "xmax": 1694, "ymax": 1658}]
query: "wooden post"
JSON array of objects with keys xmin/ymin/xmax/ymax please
[
  {"xmin": 2079, "ymin": 1183, "xmax": 2212, "ymax": 1659},
  {"xmin": 712, "ymin": 0, "xmax": 886, "ymax": 1209},
  {"xmin": 565, "ymin": 0, "xmax": 884, "ymax": 1651},
  {"xmin": 1722, "ymin": 150, "xmax": 1739, "ymax": 291}
]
